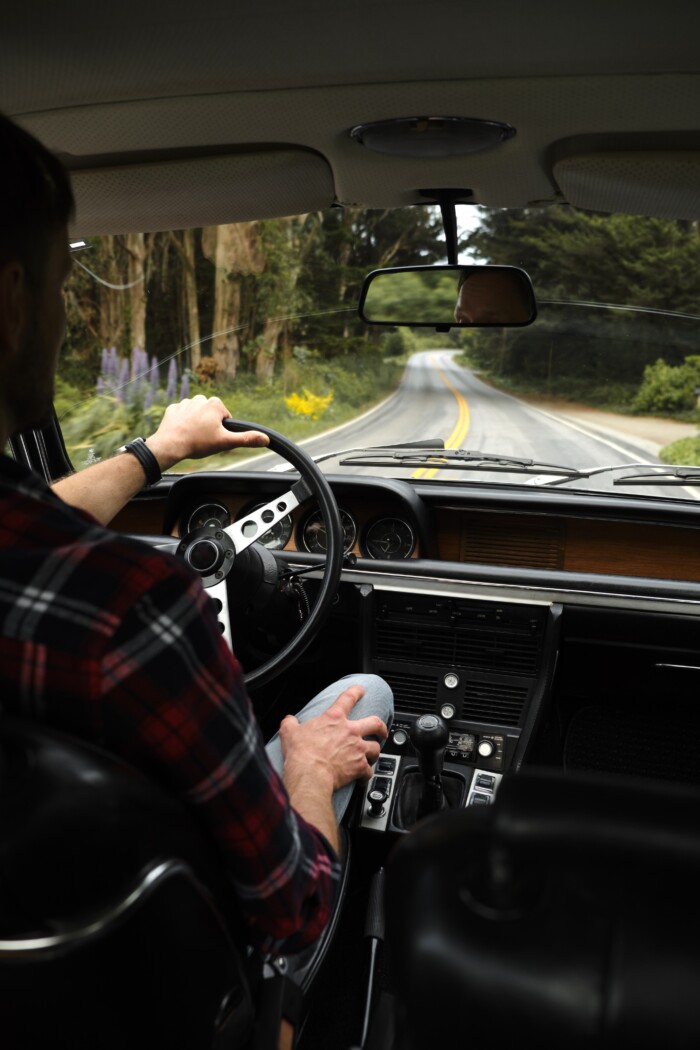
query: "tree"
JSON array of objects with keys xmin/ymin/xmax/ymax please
[
  {"xmin": 201, "ymin": 222, "xmax": 264, "ymax": 380},
  {"xmin": 465, "ymin": 206, "xmax": 700, "ymax": 392}
]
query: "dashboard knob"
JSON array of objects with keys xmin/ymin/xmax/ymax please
[
  {"xmin": 392, "ymin": 728, "xmax": 408, "ymax": 747},
  {"xmin": 477, "ymin": 738, "xmax": 495, "ymax": 758}
]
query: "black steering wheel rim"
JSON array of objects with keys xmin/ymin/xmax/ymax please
[{"xmin": 222, "ymin": 418, "xmax": 343, "ymax": 689}]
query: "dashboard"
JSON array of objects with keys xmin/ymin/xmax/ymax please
[
  {"xmin": 113, "ymin": 470, "xmax": 700, "ymax": 803},
  {"xmin": 114, "ymin": 470, "xmax": 700, "ymax": 586}
]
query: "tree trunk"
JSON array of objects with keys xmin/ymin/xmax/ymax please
[
  {"xmin": 98, "ymin": 235, "xmax": 126, "ymax": 350},
  {"xmin": 202, "ymin": 222, "xmax": 263, "ymax": 380},
  {"xmin": 256, "ymin": 316, "xmax": 285, "ymax": 382},
  {"xmin": 126, "ymin": 232, "xmax": 147, "ymax": 354}
]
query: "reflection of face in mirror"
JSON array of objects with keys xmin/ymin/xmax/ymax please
[{"xmin": 454, "ymin": 269, "xmax": 531, "ymax": 324}]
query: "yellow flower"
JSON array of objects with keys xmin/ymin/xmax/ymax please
[{"xmin": 284, "ymin": 388, "xmax": 333, "ymax": 420}]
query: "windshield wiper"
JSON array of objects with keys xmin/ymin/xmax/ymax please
[
  {"xmin": 310, "ymin": 443, "xmax": 700, "ymax": 488},
  {"xmin": 613, "ymin": 466, "xmax": 700, "ymax": 486},
  {"xmin": 310, "ymin": 438, "xmax": 446, "ymax": 467},
  {"xmin": 326, "ymin": 444, "xmax": 583, "ymax": 477}
]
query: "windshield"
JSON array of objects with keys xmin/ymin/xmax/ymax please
[{"xmin": 58, "ymin": 204, "xmax": 700, "ymax": 501}]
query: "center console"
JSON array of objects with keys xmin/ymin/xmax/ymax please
[{"xmin": 355, "ymin": 588, "xmax": 561, "ymax": 833}]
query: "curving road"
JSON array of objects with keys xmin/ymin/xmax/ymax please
[{"xmin": 241, "ymin": 350, "xmax": 698, "ymax": 498}]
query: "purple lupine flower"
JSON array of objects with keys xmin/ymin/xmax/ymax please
[
  {"xmin": 144, "ymin": 387, "xmax": 153, "ymax": 411},
  {"xmin": 166, "ymin": 358, "xmax": 177, "ymax": 402},
  {"xmin": 101, "ymin": 347, "xmax": 109, "ymax": 375},
  {"xmin": 109, "ymin": 346, "xmax": 119, "ymax": 378},
  {"xmin": 180, "ymin": 373, "xmax": 190, "ymax": 399}
]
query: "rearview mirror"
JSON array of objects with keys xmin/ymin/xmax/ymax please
[{"xmin": 358, "ymin": 264, "xmax": 537, "ymax": 329}]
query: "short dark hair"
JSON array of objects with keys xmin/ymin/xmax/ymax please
[
  {"xmin": 457, "ymin": 266, "xmax": 476, "ymax": 292},
  {"xmin": 0, "ymin": 113, "xmax": 75, "ymax": 285}
]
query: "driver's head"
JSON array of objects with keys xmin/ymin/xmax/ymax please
[
  {"xmin": 0, "ymin": 113, "xmax": 75, "ymax": 437},
  {"xmin": 454, "ymin": 268, "xmax": 530, "ymax": 324}
]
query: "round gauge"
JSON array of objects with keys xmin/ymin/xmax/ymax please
[
  {"xmin": 364, "ymin": 517, "xmax": 415, "ymax": 560},
  {"xmin": 186, "ymin": 502, "xmax": 231, "ymax": 533},
  {"xmin": 300, "ymin": 508, "xmax": 357, "ymax": 554},
  {"xmin": 242, "ymin": 503, "xmax": 293, "ymax": 550}
]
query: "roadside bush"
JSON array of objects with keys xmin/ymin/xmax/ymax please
[
  {"xmin": 382, "ymin": 329, "xmax": 416, "ymax": 358},
  {"xmin": 659, "ymin": 434, "xmax": 700, "ymax": 465},
  {"xmin": 632, "ymin": 357, "xmax": 700, "ymax": 414}
]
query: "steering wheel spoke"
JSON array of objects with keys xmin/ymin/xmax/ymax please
[{"xmin": 223, "ymin": 478, "xmax": 311, "ymax": 556}]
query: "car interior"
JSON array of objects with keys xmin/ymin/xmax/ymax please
[{"xmin": 4, "ymin": 2, "xmax": 700, "ymax": 1048}]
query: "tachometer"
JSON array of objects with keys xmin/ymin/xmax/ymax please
[
  {"xmin": 364, "ymin": 517, "xmax": 415, "ymax": 560},
  {"xmin": 300, "ymin": 508, "xmax": 357, "ymax": 554},
  {"xmin": 240, "ymin": 502, "xmax": 293, "ymax": 550}
]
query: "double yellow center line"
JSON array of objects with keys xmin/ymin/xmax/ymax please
[{"xmin": 412, "ymin": 358, "xmax": 470, "ymax": 479}]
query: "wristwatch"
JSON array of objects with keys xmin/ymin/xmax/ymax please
[{"xmin": 113, "ymin": 437, "xmax": 162, "ymax": 487}]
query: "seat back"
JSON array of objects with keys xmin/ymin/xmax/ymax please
[
  {"xmin": 0, "ymin": 716, "xmax": 257, "ymax": 1049},
  {"xmin": 385, "ymin": 766, "xmax": 700, "ymax": 1049}
]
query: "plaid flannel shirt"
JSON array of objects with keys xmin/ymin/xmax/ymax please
[{"xmin": 0, "ymin": 454, "xmax": 340, "ymax": 954}]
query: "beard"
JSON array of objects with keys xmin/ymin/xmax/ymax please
[{"xmin": 6, "ymin": 312, "xmax": 57, "ymax": 436}]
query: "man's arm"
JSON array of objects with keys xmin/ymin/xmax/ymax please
[{"xmin": 52, "ymin": 395, "xmax": 269, "ymax": 525}]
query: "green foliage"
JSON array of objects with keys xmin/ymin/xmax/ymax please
[
  {"xmin": 632, "ymin": 357, "xmax": 700, "ymax": 414},
  {"xmin": 464, "ymin": 205, "xmax": 700, "ymax": 403},
  {"xmin": 659, "ymin": 435, "xmax": 700, "ymax": 465},
  {"xmin": 382, "ymin": 329, "xmax": 417, "ymax": 358},
  {"xmin": 60, "ymin": 395, "xmax": 166, "ymax": 469},
  {"xmin": 59, "ymin": 355, "xmax": 404, "ymax": 470}
]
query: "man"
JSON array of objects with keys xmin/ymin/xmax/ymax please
[
  {"xmin": 0, "ymin": 112, "xmax": 392, "ymax": 958},
  {"xmin": 454, "ymin": 267, "xmax": 532, "ymax": 324}
]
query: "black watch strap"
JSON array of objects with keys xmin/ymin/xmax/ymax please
[{"xmin": 115, "ymin": 437, "xmax": 162, "ymax": 487}]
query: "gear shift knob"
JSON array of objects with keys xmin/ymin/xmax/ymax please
[{"xmin": 410, "ymin": 713, "xmax": 448, "ymax": 781}]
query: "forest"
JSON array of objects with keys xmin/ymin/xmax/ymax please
[{"xmin": 56, "ymin": 202, "xmax": 700, "ymax": 468}]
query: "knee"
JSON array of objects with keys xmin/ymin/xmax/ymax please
[{"xmin": 350, "ymin": 673, "xmax": 394, "ymax": 728}]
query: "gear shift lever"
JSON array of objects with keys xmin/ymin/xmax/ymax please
[
  {"xmin": 410, "ymin": 714, "xmax": 448, "ymax": 818},
  {"xmin": 410, "ymin": 714, "xmax": 448, "ymax": 780}
]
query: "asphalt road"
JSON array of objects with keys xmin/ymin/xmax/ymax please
[{"xmin": 244, "ymin": 350, "xmax": 699, "ymax": 497}]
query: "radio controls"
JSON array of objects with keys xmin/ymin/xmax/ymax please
[
  {"xmin": 440, "ymin": 703, "xmax": 456, "ymax": 719},
  {"xmin": 444, "ymin": 672, "xmax": 460, "ymax": 689},
  {"xmin": 477, "ymin": 738, "xmax": 495, "ymax": 758}
]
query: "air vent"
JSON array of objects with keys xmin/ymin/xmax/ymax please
[
  {"xmin": 384, "ymin": 671, "xmax": 439, "ymax": 716},
  {"xmin": 461, "ymin": 679, "xmax": 529, "ymax": 727},
  {"xmin": 376, "ymin": 621, "xmax": 540, "ymax": 677}
]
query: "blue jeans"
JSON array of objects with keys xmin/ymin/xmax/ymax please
[{"xmin": 265, "ymin": 673, "xmax": 394, "ymax": 821}]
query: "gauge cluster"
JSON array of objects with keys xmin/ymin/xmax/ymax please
[{"xmin": 179, "ymin": 496, "xmax": 418, "ymax": 560}]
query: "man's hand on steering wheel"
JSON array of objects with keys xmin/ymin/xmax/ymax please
[{"xmin": 146, "ymin": 395, "xmax": 270, "ymax": 470}]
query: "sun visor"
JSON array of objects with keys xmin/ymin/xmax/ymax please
[
  {"xmin": 554, "ymin": 151, "xmax": 700, "ymax": 220},
  {"xmin": 68, "ymin": 149, "xmax": 336, "ymax": 237}
]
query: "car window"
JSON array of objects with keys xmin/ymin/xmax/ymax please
[{"xmin": 57, "ymin": 204, "xmax": 700, "ymax": 501}]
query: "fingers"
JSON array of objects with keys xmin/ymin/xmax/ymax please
[
  {"xmin": 229, "ymin": 429, "xmax": 269, "ymax": 447},
  {"xmin": 330, "ymin": 684, "xmax": 366, "ymax": 717}
]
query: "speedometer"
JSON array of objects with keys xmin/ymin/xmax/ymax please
[{"xmin": 300, "ymin": 508, "xmax": 357, "ymax": 554}]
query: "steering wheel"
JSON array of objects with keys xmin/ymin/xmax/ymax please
[{"xmin": 174, "ymin": 419, "xmax": 343, "ymax": 690}]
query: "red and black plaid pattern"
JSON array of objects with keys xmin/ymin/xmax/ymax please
[{"xmin": 0, "ymin": 455, "xmax": 340, "ymax": 954}]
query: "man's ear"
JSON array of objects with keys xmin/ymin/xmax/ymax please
[{"xmin": 0, "ymin": 260, "xmax": 27, "ymax": 358}]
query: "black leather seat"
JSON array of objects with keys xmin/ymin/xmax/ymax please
[
  {"xmin": 0, "ymin": 715, "xmax": 340, "ymax": 1049},
  {"xmin": 384, "ymin": 766, "xmax": 700, "ymax": 1049}
]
